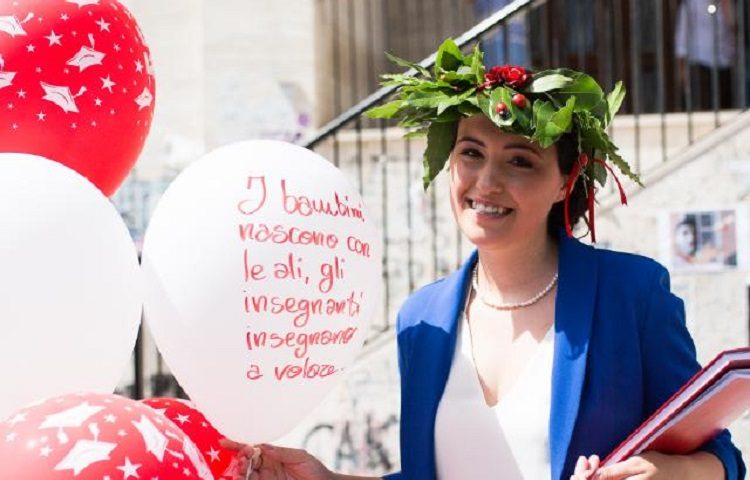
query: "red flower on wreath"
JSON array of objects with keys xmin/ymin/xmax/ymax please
[{"xmin": 480, "ymin": 65, "xmax": 533, "ymax": 90}]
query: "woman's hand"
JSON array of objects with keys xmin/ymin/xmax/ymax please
[
  {"xmin": 220, "ymin": 439, "xmax": 334, "ymax": 480},
  {"xmin": 570, "ymin": 451, "xmax": 724, "ymax": 480},
  {"xmin": 570, "ymin": 454, "xmax": 599, "ymax": 480},
  {"xmin": 576, "ymin": 452, "xmax": 662, "ymax": 479}
]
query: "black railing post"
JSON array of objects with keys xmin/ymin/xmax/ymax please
[
  {"xmin": 711, "ymin": 4, "xmax": 721, "ymax": 127},
  {"xmin": 738, "ymin": 0, "xmax": 747, "ymax": 109},
  {"xmin": 655, "ymin": 0, "xmax": 667, "ymax": 163},
  {"xmin": 629, "ymin": 0, "xmax": 641, "ymax": 173}
]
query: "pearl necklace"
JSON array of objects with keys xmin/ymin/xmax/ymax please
[{"xmin": 471, "ymin": 264, "xmax": 558, "ymax": 311}]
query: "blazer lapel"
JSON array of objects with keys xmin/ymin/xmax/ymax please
[
  {"xmin": 403, "ymin": 251, "xmax": 476, "ymax": 478},
  {"xmin": 550, "ymin": 235, "xmax": 598, "ymax": 480}
]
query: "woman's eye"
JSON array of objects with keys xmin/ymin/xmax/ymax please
[
  {"xmin": 509, "ymin": 155, "xmax": 533, "ymax": 168},
  {"xmin": 460, "ymin": 148, "xmax": 482, "ymax": 158},
  {"xmin": 459, "ymin": 148, "xmax": 485, "ymax": 165}
]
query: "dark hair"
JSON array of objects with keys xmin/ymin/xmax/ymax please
[
  {"xmin": 547, "ymin": 132, "xmax": 587, "ymax": 238},
  {"xmin": 675, "ymin": 215, "xmax": 698, "ymax": 255}
]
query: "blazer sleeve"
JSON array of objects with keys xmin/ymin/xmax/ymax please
[{"xmin": 640, "ymin": 263, "xmax": 746, "ymax": 479}]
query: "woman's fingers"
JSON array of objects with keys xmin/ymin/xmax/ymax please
[
  {"xmin": 235, "ymin": 455, "xmax": 248, "ymax": 480},
  {"xmin": 260, "ymin": 444, "xmax": 311, "ymax": 464},
  {"xmin": 575, "ymin": 455, "xmax": 590, "ymax": 473},
  {"xmin": 587, "ymin": 455, "xmax": 600, "ymax": 473},
  {"xmin": 220, "ymin": 438, "xmax": 248, "ymax": 452},
  {"xmin": 573, "ymin": 454, "xmax": 601, "ymax": 479},
  {"xmin": 593, "ymin": 457, "xmax": 650, "ymax": 480}
]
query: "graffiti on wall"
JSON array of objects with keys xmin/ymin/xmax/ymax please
[{"xmin": 302, "ymin": 411, "xmax": 399, "ymax": 473}]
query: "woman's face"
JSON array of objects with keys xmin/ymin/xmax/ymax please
[
  {"xmin": 448, "ymin": 114, "xmax": 567, "ymax": 250},
  {"xmin": 674, "ymin": 221, "xmax": 697, "ymax": 256}
]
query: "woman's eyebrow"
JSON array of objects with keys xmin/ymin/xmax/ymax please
[
  {"xmin": 455, "ymin": 135, "xmax": 485, "ymax": 146},
  {"xmin": 505, "ymin": 142, "xmax": 541, "ymax": 154}
]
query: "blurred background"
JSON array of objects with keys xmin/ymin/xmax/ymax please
[{"xmin": 113, "ymin": 0, "xmax": 750, "ymax": 475}]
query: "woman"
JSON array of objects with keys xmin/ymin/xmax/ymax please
[{"xmin": 226, "ymin": 39, "xmax": 746, "ymax": 480}]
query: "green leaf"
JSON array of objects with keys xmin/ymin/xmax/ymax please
[
  {"xmin": 590, "ymin": 99, "xmax": 609, "ymax": 123},
  {"xmin": 439, "ymin": 71, "xmax": 476, "ymax": 85},
  {"xmin": 551, "ymin": 73, "xmax": 605, "ymax": 112},
  {"xmin": 458, "ymin": 101, "xmax": 482, "ymax": 116},
  {"xmin": 528, "ymin": 74, "xmax": 573, "ymax": 93},
  {"xmin": 485, "ymin": 87, "xmax": 514, "ymax": 127},
  {"xmin": 470, "ymin": 44, "xmax": 485, "ymax": 84},
  {"xmin": 532, "ymin": 97, "xmax": 575, "ymax": 147},
  {"xmin": 436, "ymin": 109, "xmax": 462, "ymax": 123},
  {"xmin": 608, "ymin": 149, "xmax": 644, "ymax": 186},
  {"xmin": 404, "ymin": 126, "xmax": 429, "ymax": 139},
  {"xmin": 532, "ymin": 100, "xmax": 556, "ymax": 147},
  {"xmin": 405, "ymin": 91, "xmax": 451, "ymax": 109},
  {"xmin": 577, "ymin": 113, "xmax": 611, "ymax": 152},
  {"xmin": 364, "ymin": 100, "xmax": 405, "ymax": 119},
  {"xmin": 592, "ymin": 161, "xmax": 608, "ymax": 186},
  {"xmin": 379, "ymin": 73, "xmax": 421, "ymax": 87},
  {"xmin": 548, "ymin": 96, "xmax": 576, "ymax": 135},
  {"xmin": 606, "ymin": 81, "xmax": 626, "ymax": 125},
  {"xmin": 436, "ymin": 88, "xmax": 477, "ymax": 116},
  {"xmin": 422, "ymin": 121, "xmax": 457, "ymax": 189},
  {"xmin": 434, "ymin": 38, "xmax": 465, "ymax": 74},
  {"xmin": 488, "ymin": 87, "xmax": 532, "ymax": 131},
  {"xmin": 385, "ymin": 51, "xmax": 431, "ymax": 78}
]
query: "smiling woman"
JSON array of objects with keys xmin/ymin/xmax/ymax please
[
  {"xmin": 222, "ymin": 39, "xmax": 746, "ymax": 480},
  {"xmin": 449, "ymin": 115, "xmax": 569, "ymax": 251}
]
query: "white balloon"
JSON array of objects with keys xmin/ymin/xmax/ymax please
[
  {"xmin": 0, "ymin": 154, "xmax": 142, "ymax": 419},
  {"xmin": 142, "ymin": 141, "xmax": 382, "ymax": 443}
]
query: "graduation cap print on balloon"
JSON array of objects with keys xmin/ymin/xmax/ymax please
[
  {"xmin": 0, "ymin": 0, "xmax": 156, "ymax": 196},
  {"xmin": 0, "ymin": 393, "xmax": 213, "ymax": 480},
  {"xmin": 0, "ymin": 13, "xmax": 32, "ymax": 37},
  {"xmin": 66, "ymin": 34, "xmax": 106, "ymax": 72}
]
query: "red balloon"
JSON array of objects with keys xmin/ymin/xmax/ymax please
[
  {"xmin": 0, "ymin": 0, "xmax": 156, "ymax": 196},
  {"xmin": 0, "ymin": 393, "xmax": 213, "ymax": 479},
  {"xmin": 143, "ymin": 397, "xmax": 238, "ymax": 480}
]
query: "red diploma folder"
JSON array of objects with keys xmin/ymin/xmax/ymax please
[{"xmin": 603, "ymin": 347, "xmax": 750, "ymax": 466}]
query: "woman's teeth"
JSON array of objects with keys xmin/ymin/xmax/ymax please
[{"xmin": 469, "ymin": 200, "xmax": 510, "ymax": 215}]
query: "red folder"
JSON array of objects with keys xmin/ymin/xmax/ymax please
[{"xmin": 603, "ymin": 347, "xmax": 750, "ymax": 466}]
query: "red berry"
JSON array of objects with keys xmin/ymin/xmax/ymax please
[
  {"xmin": 495, "ymin": 102, "xmax": 508, "ymax": 114},
  {"xmin": 512, "ymin": 93, "xmax": 527, "ymax": 109}
]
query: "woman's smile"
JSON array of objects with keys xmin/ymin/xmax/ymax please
[{"xmin": 465, "ymin": 198, "xmax": 514, "ymax": 218}]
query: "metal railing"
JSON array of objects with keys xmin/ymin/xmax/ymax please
[
  {"xmin": 304, "ymin": 0, "xmax": 750, "ymax": 348},
  {"xmin": 120, "ymin": 0, "xmax": 750, "ymax": 399}
]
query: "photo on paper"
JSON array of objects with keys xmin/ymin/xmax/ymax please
[{"xmin": 665, "ymin": 209, "xmax": 738, "ymax": 271}]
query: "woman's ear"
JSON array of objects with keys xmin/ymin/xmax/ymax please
[{"xmin": 555, "ymin": 177, "xmax": 568, "ymax": 203}]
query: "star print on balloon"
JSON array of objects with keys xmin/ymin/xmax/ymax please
[
  {"xmin": 0, "ymin": 0, "xmax": 156, "ymax": 196},
  {"xmin": 0, "ymin": 393, "xmax": 213, "ymax": 480},
  {"xmin": 142, "ymin": 397, "xmax": 237, "ymax": 479}
]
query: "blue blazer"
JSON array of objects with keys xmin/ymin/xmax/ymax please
[{"xmin": 385, "ymin": 235, "xmax": 745, "ymax": 480}]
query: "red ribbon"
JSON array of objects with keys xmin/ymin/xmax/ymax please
[
  {"xmin": 563, "ymin": 154, "xmax": 629, "ymax": 243},
  {"xmin": 563, "ymin": 153, "xmax": 589, "ymax": 238},
  {"xmin": 593, "ymin": 158, "xmax": 628, "ymax": 206}
]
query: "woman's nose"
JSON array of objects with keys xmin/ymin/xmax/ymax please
[{"xmin": 476, "ymin": 164, "xmax": 504, "ymax": 192}]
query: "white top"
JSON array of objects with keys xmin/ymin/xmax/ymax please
[
  {"xmin": 675, "ymin": 0, "xmax": 734, "ymax": 68},
  {"xmin": 434, "ymin": 313, "xmax": 555, "ymax": 480}
]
